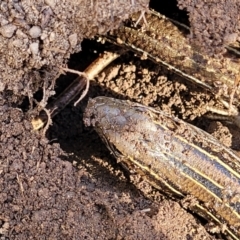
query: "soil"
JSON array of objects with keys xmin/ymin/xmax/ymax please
[{"xmin": 1, "ymin": 1, "xmax": 240, "ymax": 240}]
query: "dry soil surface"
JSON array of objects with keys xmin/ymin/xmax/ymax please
[{"xmin": 1, "ymin": 2, "xmax": 240, "ymax": 240}]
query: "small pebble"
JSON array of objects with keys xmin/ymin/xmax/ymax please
[
  {"xmin": 49, "ymin": 32, "xmax": 55, "ymax": 42},
  {"xmin": 223, "ymin": 33, "xmax": 238, "ymax": 44},
  {"xmin": 123, "ymin": 65, "xmax": 136, "ymax": 73},
  {"xmin": 69, "ymin": 33, "xmax": 78, "ymax": 48},
  {"xmin": 29, "ymin": 26, "xmax": 42, "ymax": 38},
  {"xmin": 0, "ymin": 24, "xmax": 17, "ymax": 38},
  {"xmin": 142, "ymin": 68, "xmax": 148, "ymax": 75},
  {"xmin": 45, "ymin": 0, "xmax": 56, "ymax": 9},
  {"xmin": 30, "ymin": 42, "xmax": 39, "ymax": 55}
]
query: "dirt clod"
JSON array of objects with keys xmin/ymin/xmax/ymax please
[{"xmin": 0, "ymin": 0, "xmax": 148, "ymax": 104}]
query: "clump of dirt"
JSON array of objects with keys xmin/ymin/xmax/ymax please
[
  {"xmin": 0, "ymin": 102, "xmax": 214, "ymax": 239},
  {"xmin": 93, "ymin": 53, "xmax": 215, "ymax": 121},
  {"xmin": 0, "ymin": 0, "xmax": 148, "ymax": 103},
  {"xmin": 177, "ymin": 0, "xmax": 240, "ymax": 55}
]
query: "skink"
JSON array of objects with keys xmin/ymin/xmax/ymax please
[
  {"xmin": 84, "ymin": 96, "xmax": 240, "ymax": 240},
  {"xmin": 103, "ymin": 10, "xmax": 240, "ymax": 107}
]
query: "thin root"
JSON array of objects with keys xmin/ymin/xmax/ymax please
[
  {"xmin": 16, "ymin": 174, "xmax": 24, "ymax": 197},
  {"xmin": 61, "ymin": 67, "xmax": 90, "ymax": 106},
  {"xmin": 74, "ymin": 77, "xmax": 90, "ymax": 106},
  {"xmin": 134, "ymin": 10, "xmax": 148, "ymax": 27},
  {"xmin": 32, "ymin": 51, "xmax": 123, "ymax": 131},
  {"xmin": 42, "ymin": 107, "xmax": 54, "ymax": 136},
  {"xmin": 32, "ymin": 98, "xmax": 53, "ymax": 134}
]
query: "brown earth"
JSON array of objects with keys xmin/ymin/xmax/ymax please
[{"xmin": 1, "ymin": 1, "xmax": 240, "ymax": 240}]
